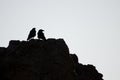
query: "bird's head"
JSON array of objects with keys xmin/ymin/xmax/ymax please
[
  {"xmin": 39, "ymin": 29, "xmax": 44, "ymax": 32},
  {"xmin": 33, "ymin": 28, "xmax": 36, "ymax": 30}
]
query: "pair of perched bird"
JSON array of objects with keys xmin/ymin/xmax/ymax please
[{"xmin": 27, "ymin": 28, "xmax": 46, "ymax": 41}]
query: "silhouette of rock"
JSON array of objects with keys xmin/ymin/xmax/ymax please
[
  {"xmin": 0, "ymin": 47, "xmax": 6, "ymax": 60},
  {"xmin": 0, "ymin": 39, "xmax": 103, "ymax": 80},
  {"xmin": 27, "ymin": 28, "xmax": 36, "ymax": 40},
  {"xmin": 37, "ymin": 29, "xmax": 46, "ymax": 41},
  {"xmin": 70, "ymin": 54, "xmax": 103, "ymax": 80}
]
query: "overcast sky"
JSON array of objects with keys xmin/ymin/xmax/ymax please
[{"xmin": 0, "ymin": 0, "xmax": 120, "ymax": 80}]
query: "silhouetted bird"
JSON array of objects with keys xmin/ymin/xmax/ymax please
[
  {"xmin": 37, "ymin": 29, "xmax": 46, "ymax": 41},
  {"xmin": 27, "ymin": 28, "xmax": 36, "ymax": 40}
]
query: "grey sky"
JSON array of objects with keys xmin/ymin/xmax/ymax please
[{"xmin": 0, "ymin": 0, "xmax": 120, "ymax": 80}]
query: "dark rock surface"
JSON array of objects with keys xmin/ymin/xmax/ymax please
[{"xmin": 0, "ymin": 39, "xmax": 103, "ymax": 80}]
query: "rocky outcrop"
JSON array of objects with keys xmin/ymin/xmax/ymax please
[
  {"xmin": 70, "ymin": 54, "xmax": 103, "ymax": 80},
  {"xmin": 0, "ymin": 39, "xmax": 103, "ymax": 80}
]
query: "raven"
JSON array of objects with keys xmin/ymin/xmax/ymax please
[
  {"xmin": 37, "ymin": 29, "xmax": 46, "ymax": 41},
  {"xmin": 27, "ymin": 28, "xmax": 36, "ymax": 40}
]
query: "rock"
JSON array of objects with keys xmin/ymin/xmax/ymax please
[
  {"xmin": 1, "ymin": 39, "xmax": 75, "ymax": 80},
  {"xmin": 0, "ymin": 39, "xmax": 103, "ymax": 80}
]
